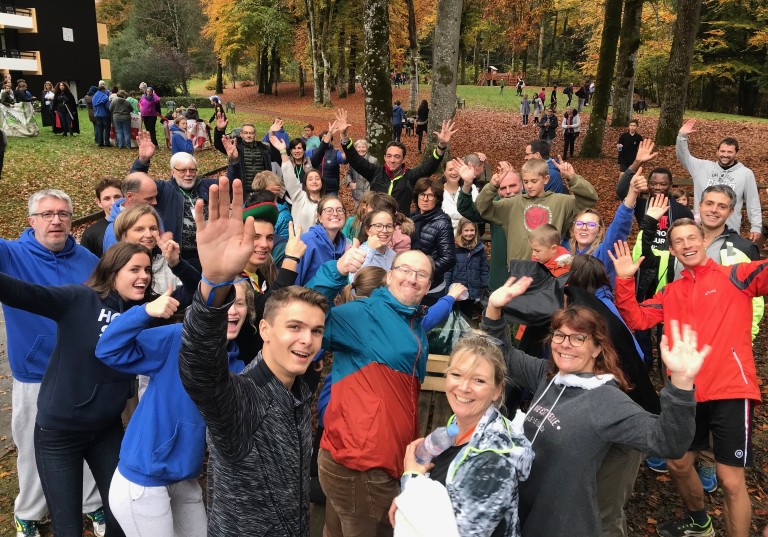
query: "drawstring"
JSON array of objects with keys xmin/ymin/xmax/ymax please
[{"xmin": 524, "ymin": 376, "xmax": 566, "ymax": 445}]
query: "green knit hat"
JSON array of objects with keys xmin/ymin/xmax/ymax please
[{"xmin": 242, "ymin": 201, "xmax": 278, "ymax": 224}]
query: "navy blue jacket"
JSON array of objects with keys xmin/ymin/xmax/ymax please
[{"xmin": 445, "ymin": 242, "xmax": 490, "ymax": 300}]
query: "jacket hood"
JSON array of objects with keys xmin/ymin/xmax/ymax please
[
  {"xmin": 169, "ymin": 124, "xmax": 185, "ymax": 134},
  {"xmin": 19, "ymin": 227, "xmax": 81, "ymax": 259},
  {"xmin": 306, "ymin": 223, "xmax": 347, "ymax": 253}
]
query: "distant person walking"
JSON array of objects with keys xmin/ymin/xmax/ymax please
[{"xmin": 392, "ymin": 100, "xmax": 406, "ymax": 143}]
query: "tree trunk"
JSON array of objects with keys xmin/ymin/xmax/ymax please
[
  {"xmin": 304, "ymin": 0, "xmax": 323, "ymax": 104},
  {"xmin": 299, "ymin": 64, "xmax": 305, "ymax": 97},
  {"xmin": 423, "ymin": 0, "xmax": 463, "ymax": 162},
  {"xmin": 406, "ymin": 0, "xmax": 419, "ymax": 112},
  {"xmin": 348, "ymin": 30, "xmax": 357, "ymax": 94},
  {"xmin": 546, "ymin": 11, "xmax": 558, "ymax": 85},
  {"xmin": 338, "ymin": 22, "xmax": 348, "ymax": 98},
  {"xmin": 654, "ymin": 0, "xmax": 703, "ymax": 146},
  {"xmin": 473, "ymin": 34, "xmax": 480, "ymax": 84},
  {"xmin": 272, "ymin": 47, "xmax": 280, "ymax": 96},
  {"xmin": 320, "ymin": 0, "xmax": 335, "ymax": 107},
  {"xmin": 216, "ymin": 60, "xmax": 224, "ymax": 94},
  {"xmin": 362, "ymin": 0, "xmax": 393, "ymax": 162},
  {"xmin": 460, "ymin": 45, "xmax": 466, "ymax": 85},
  {"xmin": 579, "ymin": 0, "xmax": 624, "ymax": 157},
  {"xmin": 611, "ymin": 0, "xmax": 643, "ymax": 127},
  {"xmin": 522, "ymin": 47, "xmax": 528, "ymax": 76},
  {"xmin": 537, "ymin": 15, "xmax": 545, "ymax": 76}
]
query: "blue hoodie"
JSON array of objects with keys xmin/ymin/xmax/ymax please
[
  {"xmin": 96, "ymin": 305, "xmax": 244, "ymax": 486},
  {"xmin": 0, "ymin": 230, "xmax": 98, "ymax": 382},
  {"xmin": 102, "ymin": 198, "xmax": 125, "ymax": 253},
  {"xmin": 294, "ymin": 224, "xmax": 348, "ymax": 286},
  {"xmin": 170, "ymin": 124, "xmax": 194, "ymax": 155},
  {"xmin": 92, "ymin": 88, "xmax": 110, "ymax": 118}
]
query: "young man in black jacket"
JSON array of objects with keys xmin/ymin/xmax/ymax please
[{"xmin": 335, "ymin": 108, "xmax": 457, "ymax": 215}]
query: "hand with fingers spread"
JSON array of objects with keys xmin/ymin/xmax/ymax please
[
  {"xmin": 645, "ymin": 194, "xmax": 669, "ymax": 221},
  {"xmin": 458, "ymin": 160, "xmax": 475, "ymax": 183},
  {"xmin": 660, "ymin": 320, "xmax": 710, "ymax": 390},
  {"xmin": 269, "ymin": 133, "xmax": 287, "ymax": 153},
  {"xmin": 215, "ymin": 112, "xmax": 228, "ymax": 132},
  {"xmin": 486, "ymin": 276, "xmax": 534, "ymax": 319},
  {"xmin": 678, "ymin": 119, "xmax": 696, "ymax": 136},
  {"xmin": 222, "ymin": 135, "xmax": 239, "ymax": 161},
  {"xmin": 633, "ymin": 139, "xmax": 658, "ymax": 165},
  {"xmin": 336, "ymin": 238, "xmax": 367, "ymax": 276},
  {"xmin": 335, "ymin": 108, "xmax": 351, "ymax": 136},
  {"xmin": 195, "ymin": 176, "xmax": 255, "ymax": 304},
  {"xmin": 552, "ymin": 156, "xmax": 575, "ymax": 181},
  {"xmin": 323, "ymin": 120, "xmax": 338, "ymax": 143},
  {"xmin": 145, "ymin": 285, "xmax": 180, "ymax": 319},
  {"xmin": 608, "ymin": 240, "xmax": 644, "ymax": 279},
  {"xmin": 435, "ymin": 118, "xmax": 458, "ymax": 148},
  {"xmin": 283, "ymin": 222, "xmax": 306, "ymax": 260},
  {"xmin": 476, "ymin": 152, "xmax": 487, "ymax": 163},
  {"xmin": 137, "ymin": 131, "xmax": 156, "ymax": 163},
  {"xmin": 269, "ymin": 118, "xmax": 284, "ymax": 134}
]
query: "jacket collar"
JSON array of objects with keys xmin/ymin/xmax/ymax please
[{"xmin": 370, "ymin": 287, "xmax": 427, "ymax": 321}]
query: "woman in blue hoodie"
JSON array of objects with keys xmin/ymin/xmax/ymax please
[
  {"xmin": 294, "ymin": 196, "xmax": 349, "ymax": 285},
  {"xmin": 0, "ymin": 242, "xmax": 189, "ymax": 537},
  {"xmin": 94, "ymin": 281, "xmax": 250, "ymax": 537},
  {"xmin": 169, "ymin": 116, "xmax": 194, "ymax": 155}
]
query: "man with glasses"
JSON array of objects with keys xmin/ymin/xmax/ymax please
[
  {"xmin": 213, "ymin": 113, "xmax": 282, "ymax": 200},
  {"xmin": 334, "ymin": 108, "xmax": 457, "ymax": 215},
  {"xmin": 0, "ymin": 190, "xmax": 107, "ymax": 537},
  {"xmin": 318, "ymin": 249, "xmax": 435, "ymax": 537}
]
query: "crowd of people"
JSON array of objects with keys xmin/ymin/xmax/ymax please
[{"xmin": 0, "ymin": 85, "xmax": 765, "ymax": 537}]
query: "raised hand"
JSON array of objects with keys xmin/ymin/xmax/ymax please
[
  {"xmin": 634, "ymin": 139, "xmax": 658, "ymax": 164},
  {"xmin": 137, "ymin": 130, "xmax": 156, "ymax": 163},
  {"xmin": 679, "ymin": 119, "xmax": 696, "ymax": 135},
  {"xmin": 215, "ymin": 112, "xmax": 228, "ymax": 132},
  {"xmin": 269, "ymin": 117, "xmax": 284, "ymax": 133},
  {"xmin": 195, "ymin": 176, "xmax": 255, "ymax": 297},
  {"xmin": 222, "ymin": 135, "xmax": 239, "ymax": 161},
  {"xmin": 434, "ymin": 118, "xmax": 458, "ymax": 147},
  {"xmin": 284, "ymin": 222, "xmax": 306, "ymax": 260},
  {"xmin": 645, "ymin": 194, "xmax": 669, "ymax": 221},
  {"xmin": 269, "ymin": 133, "xmax": 287, "ymax": 153},
  {"xmin": 488, "ymin": 276, "xmax": 534, "ymax": 310},
  {"xmin": 476, "ymin": 152, "xmax": 487, "ymax": 163},
  {"xmin": 552, "ymin": 156, "xmax": 575, "ymax": 181},
  {"xmin": 337, "ymin": 238, "xmax": 367, "ymax": 276},
  {"xmin": 660, "ymin": 320, "xmax": 710, "ymax": 390},
  {"xmin": 156, "ymin": 231, "xmax": 180, "ymax": 268},
  {"xmin": 458, "ymin": 160, "xmax": 475, "ymax": 183},
  {"xmin": 629, "ymin": 167, "xmax": 648, "ymax": 194},
  {"xmin": 335, "ymin": 108, "xmax": 351, "ymax": 135},
  {"xmin": 607, "ymin": 240, "xmax": 644, "ymax": 279},
  {"xmin": 145, "ymin": 285, "xmax": 179, "ymax": 319}
]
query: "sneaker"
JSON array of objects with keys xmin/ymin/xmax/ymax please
[
  {"xmin": 657, "ymin": 515, "xmax": 715, "ymax": 537},
  {"xmin": 14, "ymin": 516, "xmax": 40, "ymax": 537},
  {"xmin": 645, "ymin": 456, "xmax": 669, "ymax": 473},
  {"xmin": 86, "ymin": 507, "xmax": 106, "ymax": 537},
  {"xmin": 697, "ymin": 465, "xmax": 718, "ymax": 493}
]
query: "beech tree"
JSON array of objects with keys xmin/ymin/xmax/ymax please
[
  {"xmin": 362, "ymin": 0, "xmax": 393, "ymax": 161},
  {"xmin": 612, "ymin": 0, "xmax": 643, "ymax": 127}
]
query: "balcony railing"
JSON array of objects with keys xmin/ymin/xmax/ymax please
[
  {"xmin": 0, "ymin": 49, "xmax": 40, "ymax": 74},
  {"xmin": 0, "ymin": 6, "xmax": 36, "ymax": 32}
]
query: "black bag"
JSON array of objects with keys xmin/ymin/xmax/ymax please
[{"xmin": 498, "ymin": 260, "xmax": 565, "ymax": 325}]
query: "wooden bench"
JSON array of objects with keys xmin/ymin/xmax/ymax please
[{"xmin": 418, "ymin": 354, "xmax": 453, "ymax": 437}]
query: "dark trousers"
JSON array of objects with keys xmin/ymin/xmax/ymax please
[
  {"xmin": 143, "ymin": 115, "xmax": 159, "ymax": 146},
  {"xmin": 95, "ymin": 116, "xmax": 111, "ymax": 146},
  {"xmin": 35, "ymin": 420, "xmax": 126, "ymax": 537},
  {"xmin": 57, "ymin": 111, "xmax": 72, "ymax": 136},
  {"xmin": 563, "ymin": 132, "xmax": 579, "ymax": 159},
  {"xmin": 392, "ymin": 124, "xmax": 403, "ymax": 142},
  {"xmin": 522, "ymin": 114, "xmax": 529, "ymax": 125}
]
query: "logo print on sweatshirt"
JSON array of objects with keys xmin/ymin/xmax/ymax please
[{"xmin": 524, "ymin": 205, "xmax": 552, "ymax": 232}]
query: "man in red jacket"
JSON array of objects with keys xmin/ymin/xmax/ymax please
[{"xmin": 610, "ymin": 222, "xmax": 766, "ymax": 537}]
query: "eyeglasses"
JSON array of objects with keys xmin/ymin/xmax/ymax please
[
  {"xmin": 551, "ymin": 331, "xmax": 589, "ymax": 347},
  {"xmin": 240, "ymin": 131, "xmax": 256, "ymax": 136},
  {"xmin": 31, "ymin": 211, "xmax": 72, "ymax": 222},
  {"xmin": 321, "ymin": 207, "xmax": 346, "ymax": 215},
  {"xmin": 418, "ymin": 193, "xmax": 435, "ymax": 200},
  {"xmin": 174, "ymin": 167, "xmax": 198, "ymax": 175},
  {"xmin": 573, "ymin": 221, "xmax": 599, "ymax": 229},
  {"xmin": 392, "ymin": 265, "xmax": 431, "ymax": 281},
  {"xmin": 369, "ymin": 223, "xmax": 394, "ymax": 232}
]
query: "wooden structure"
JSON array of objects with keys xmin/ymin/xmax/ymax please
[
  {"xmin": 418, "ymin": 354, "xmax": 453, "ymax": 436},
  {"xmin": 477, "ymin": 71, "xmax": 524, "ymax": 86}
]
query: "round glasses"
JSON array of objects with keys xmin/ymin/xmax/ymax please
[{"xmin": 551, "ymin": 331, "xmax": 588, "ymax": 347}]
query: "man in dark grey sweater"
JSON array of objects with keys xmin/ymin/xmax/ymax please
[{"xmin": 179, "ymin": 177, "xmax": 330, "ymax": 537}]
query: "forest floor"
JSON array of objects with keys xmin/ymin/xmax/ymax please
[{"xmin": 0, "ymin": 82, "xmax": 766, "ymax": 535}]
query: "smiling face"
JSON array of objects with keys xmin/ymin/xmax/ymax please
[
  {"xmin": 355, "ymin": 143, "xmax": 369, "ymax": 157},
  {"xmin": 668, "ymin": 224, "xmax": 707, "ymax": 269},
  {"xmin": 29, "ymin": 197, "xmax": 72, "ymax": 252},
  {"xmin": 124, "ymin": 213, "xmax": 159, "ymax": 250},
  {"xmin": 384, "ymin": 146, "xmax": 404, "ymax": 171},
  {"xmin": 499, "ymin": 172, "xmax": 522, "ymax": 198},
  {"xmin": 551, "ymin": 323, "xmax": 600, "ymax": 375},
  {"xmin": 649, "ymin": 173, "xmax": 671, "ymax": 197},
  {"xmin": 240, "ymin": 125, "xmax": 256, "ymax": 144},
  {"xmin": 305, "ymin": 171, "xmax": 323, "ymax": 195},
  {"xmin": 522, "ymin": 172, "xmax": 549, "ymax": 198},
  {"xmin": 445, "ymin": 352, "xmax": 502, "ymax": 427},
  {"xmin": 290, "ymin": 142, "xmax": 305, "ymax": 162},
  {"xmin": 113, "ymin": 253, "xmax": 152, "ymax": 301},
  {"xmin": 318, "ymin": 199, "xmax": 345, "ymax": 233},
  {"xmin": 460, "ymin": 222, "xmax": 476, "ymax": 243},
  {"xmin": 249, "ymin": 221, "xmax": 275, "ymax": 267},
  {"xmin": 444, "ymin": 160, "xmax": 461, "ymax": 184},
  {"xmin": 227, "ymin": 284, "xmax": 248, "ymax": 341},
  {"xmin": 387, "ymin": 250, "xmax": 432, "ymax": 306},
  {"xmin": 573, "ymin": 212, "xmax": 601, "ymax": 249},
  {"xmin": 97, "ymin": 187, "xmax": 123, "ymax": 218},
  {"xmin": 172, "ymin": 163, "xmax": 198, "ymax": 189},
  {"xmin": 367, "ymin": 211, "xmax": 394, "ymax": 246},
  {"xmin": 698, "ymin": 192, "xmax": 734, "ymax": 232},
  {"xmin": 716, "ymin": 143, "xmax": 737, "ymax": 167},
  {"xmin": 417, "ymin": 187, "xmax": 436, "ymax": 213},
  {"xmin": 259, "ymin": 301, "xmax": 326, "ymax": 388}
]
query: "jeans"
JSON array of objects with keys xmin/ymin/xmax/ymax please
[
  {"xmin": 318, "ymin": 448, "xmax": 398, "ymax": 537},
  {"xmin": 35, "ymin": 420, "xmax": 126, "ymax": 537},
  {"xmin": 142, "ymin": 116, "xmax": 159, "ymax": 146},
  {"xmin": 114, "ymin": 118, "xmax": 131, "ymax": 149},
  {"xmin": 95, "ymin": 116, "xmax": 111, "ymax": 146},
  {"xmin": 109, "ymin": 469, "xmax": 206, "ymax": 537}
]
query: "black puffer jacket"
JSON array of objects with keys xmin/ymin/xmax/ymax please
[
  {"xmin": 410, "ymin": 207, "xmax": 456, "ymax": 289},
  {"xmin": 213, "ymin": 126, "xmax": 281, "ymax": 198}
]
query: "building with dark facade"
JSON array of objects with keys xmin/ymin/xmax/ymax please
[{"xmin": 0, "ymin": 0, "xmax": 109, "ymax": 99}]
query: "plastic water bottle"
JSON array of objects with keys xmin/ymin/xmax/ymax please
[{"xmin": 414, "ymin": 423, "xmax": 460, "ymax": 464}]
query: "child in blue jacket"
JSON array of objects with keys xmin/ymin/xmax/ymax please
[{"xmin": 445, "ymin": 218, "xmax": 489, "ymax": 300}]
